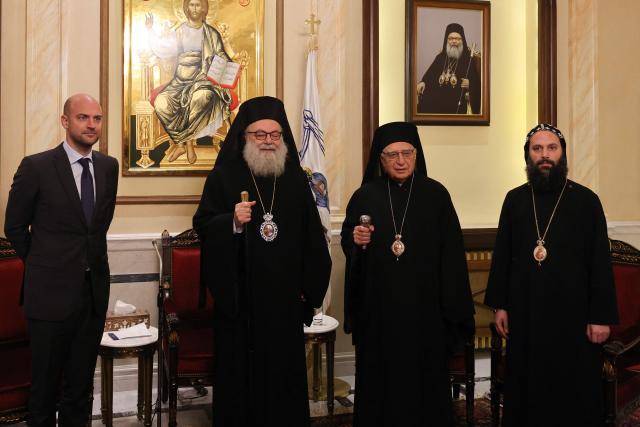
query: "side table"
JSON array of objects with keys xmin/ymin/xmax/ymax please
[
  {"xmin": 99, "ymin": 326, "xmax": 158, "ymax": 427},
  {"xmin": 304, "ymin": 315, "xmax": 339, "ymax": 415}
]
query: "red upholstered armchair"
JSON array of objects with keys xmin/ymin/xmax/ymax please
[
  {"xmin": 0, "ymin": 237, "xmax": 29, "ymax": 424},
  {"xmin": 603, "ymin": 239, "xmax": 640, "ymax": 425},
  {"xmin": 153, "ymin": 229, "xmax": 214, "ymax": 427}
]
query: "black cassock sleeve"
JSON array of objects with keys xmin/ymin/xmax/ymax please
[
  {"xmin": 340, "ymin": 188, "xmax": 363, "ymax": 337},
  {"xmin": 300, "ymin": 174, "xmax": 332, "ymax": 323},
  {"xmin": 586, "ymin": 192, "xmax": 618, "ymax": 325},
  {"xmin": 437, "ymin": 188, "xmax": 475, "ymax": 353},
  {"xmin": 484, "ymin": 192, "xmax": 513, "ymax": 310},
  {"xmin": 193, "ymin": 168, "xmax": 241, "ymax": 319}
]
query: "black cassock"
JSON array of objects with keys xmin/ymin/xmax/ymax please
[
  {"xmin": 417, "ymin": 51, "xmax": 481, "ymax": 115},
  {"xmin": 341, "ymin": 174, "xmax": 474, "ymax": 427},
  {"xmin": 485, "ymin": 180, "xmax": 618, "ymax": 427},
  {"xmin": 194, "ymin": 159, "xmax": 331, "ymax": 427}
]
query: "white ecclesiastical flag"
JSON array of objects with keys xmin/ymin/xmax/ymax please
[
  {"xmin": 299, "ymin": 49, "xmax": 330, "ymax": 244},
  {"xmin": 299, "ymin": 49, "xmax": 331, "ymax": 314}
]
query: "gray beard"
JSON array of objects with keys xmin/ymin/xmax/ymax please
[
  {"xmin": 446, "ymin": 44, "xmax": 463, "ymax": 59},
  {"xmin": 243, "ymin": 140, "xmax": 287, "ymax": 177}
]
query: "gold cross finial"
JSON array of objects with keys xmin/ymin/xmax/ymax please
[{"xmin": 305, "ymin": 13, "xmax": 321, "ymax": 36}]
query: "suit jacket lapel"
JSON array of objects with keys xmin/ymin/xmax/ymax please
[{"xmin": 53, "ymin": 144, "xmax": 88, "ymax": 228}]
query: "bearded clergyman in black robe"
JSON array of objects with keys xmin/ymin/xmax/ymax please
[
  {"xmin": 193, "ymin": 96, "xmax": 331, "ymax": 426},
  {"xmin": 484, "ymin": 124, "xmax": 618, "ymax": 427},
  {"xmin": 417, "ymin": 23, "xmax": 481, "ymax": 115},
  {"xmin": 341, "ymin": 122, "xmax": 475, "ymax": 426}
]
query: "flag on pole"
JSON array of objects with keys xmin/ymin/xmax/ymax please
[
  {"xmin": 299, "ymin": 48, "xmax": 331, "ymax": 315},
  {"xmin": 299, "ymin": 49, "xmax": 330, "ymax": 245}
]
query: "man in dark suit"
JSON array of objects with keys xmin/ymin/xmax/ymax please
[{"xmin": 4, "ymin": 93, "xmax": 119, "ymax": 426}]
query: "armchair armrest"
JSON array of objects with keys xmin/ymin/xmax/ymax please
[
  {"xmin": 603, "ymin": 324, "xmax": 640, "ymax": 358},
  {"xmin": 165, "ymin": 310, "xmax": 181, "ymax": 333},
  {"xmin": 0, "ymin": 337, "xmax": 29, "ymax": 350}
]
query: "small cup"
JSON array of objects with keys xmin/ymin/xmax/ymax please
[{"xmin": 312, "ymin": 308, "xmax": 324, "ymax": 326}]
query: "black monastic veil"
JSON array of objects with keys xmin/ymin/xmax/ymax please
[{"xmin": 342, "ymin": 121, "xmax": 475, "ymax": 426}]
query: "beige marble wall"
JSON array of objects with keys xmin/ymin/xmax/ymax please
[
  {"xmin": 567, "ymin": 0, "xmax": 599, "ymax": 192},
  {"xmin": 558, "ymin": 0, "xmax": 640, "ymax": 222}
]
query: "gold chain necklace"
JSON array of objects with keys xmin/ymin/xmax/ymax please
[
  {"xmin": 387, "ymin": 173, "xmax": 415, "ymax": 260},
  {"xmin": 439, "ymin": 57, "xmax": 459, "ymax": 87},
  {"xmin": 530, "ymin": 179, "xmax": 568, "ymax": 266},
  {"xmin": 249, "ymin": 170, "xmax": 278, "ymax": 242}
]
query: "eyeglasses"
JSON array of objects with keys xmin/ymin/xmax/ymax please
[
  {"xmin": 246, "ymin": 130, "xmax": 282, "ymax": 141},
  {"xmin": 381, "ymin": 148, "xmax": 416, "ymax": 161},
  {"xmin": 447, "ymin": 36, "xmax": 462, "ymax": 42}
]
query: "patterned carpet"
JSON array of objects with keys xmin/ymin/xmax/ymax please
[
  {"xmin": 311, "ymin": 398, "xmax": 640, "ymax": 426},
  {"xmin": 310, "ymin": 398, "xmax": 494, "ymax": 426}
]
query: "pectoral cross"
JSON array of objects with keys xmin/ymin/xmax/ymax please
[{"xmin": 305, "ymin": 13, "xmax": 321, "ymax": 36}]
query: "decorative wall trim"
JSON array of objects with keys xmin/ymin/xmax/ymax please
[
  {"xmin": 538, "ymin": 0, "xmax": 558, "ymax": 124},
  {"xmin": 116, "ymin": 195, "xmax": 200, "ymax": 205},
  {"xmin": 362, "ymin": 0, "xmax": 378, "ymax": 171},
  {"xmin": 110, "ymin": 273, "xmax": 157, "ymax": 284}
]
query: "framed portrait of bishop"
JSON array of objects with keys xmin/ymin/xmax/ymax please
[
  {"xmin": 406, "ymin": 0, "xmax": 490, "ymax": 125},
  {"xmin": 123, "ymin": 0, "xmax": 264, "ymax": 176}
]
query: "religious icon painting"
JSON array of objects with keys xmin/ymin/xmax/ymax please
[
  {"xmin": 122, "ymin": 0, "xmax": 265, "ymax": 176},
  {"xmin": 406, "ymin": 0, "xmax": 490, "ymax": 125}
]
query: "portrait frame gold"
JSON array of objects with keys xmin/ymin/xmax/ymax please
[
  {"xmin": 100, "ymin": 0, "xmax": 283, "ymax": 204},
  {"xmin": 406, "ymin": 0, "xmax": 490, "ymax": 126},
  {"xmin": 121, "ymin": 0, "xmax": 265, "ymax": 177}
]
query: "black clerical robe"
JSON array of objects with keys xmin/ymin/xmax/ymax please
[
  {"xmin": 417, "ymin": 51, "xmax": 481, "ymax": 115},
  {"xmin": 485, "ymin": 180, "xmax": 618, "ymax": 427},
  {"xmin": 193, "ymin": 159, "xmax": 331, "ymax": 427},
  {"xmin": 341, "ymin": 174, "xmax": 474, "ymax": 427}
]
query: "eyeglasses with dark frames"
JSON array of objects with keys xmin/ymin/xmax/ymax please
[{"xmin": 245, "ymin": 130, "xmax": 283, "ymax": 141}]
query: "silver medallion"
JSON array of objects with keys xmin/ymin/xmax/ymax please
[
  {"xmin": 391, "ymin": 234, "xmax": 405, "ymax": 258},
  {"xmin": 259, "ymin": 213, "xmax": 278, "ymax": 242}
]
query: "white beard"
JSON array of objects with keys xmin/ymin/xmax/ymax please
[
  {"xmin": 243, "ymin": 140, "xmax": 288, "ymax": 177},
  {"xmin": 446, "ymin": 44, "xmax": 463, "ymax": 60}
]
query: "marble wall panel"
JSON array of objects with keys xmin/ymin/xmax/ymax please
[{"xmin": 568, "ymin": 0, "xmax": 599, "ymax": 191}]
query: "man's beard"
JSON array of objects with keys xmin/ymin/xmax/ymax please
[
  {"xmin": 446, "ymin": 44, "xmax": 463, "ymax": 60},
  {"xmin": 243, "ymin": 140, "xmax": 287, "ymax": 177},
  {"xmin": 526, "ymin": 157, "xmax": 569, "ymax": 191}
]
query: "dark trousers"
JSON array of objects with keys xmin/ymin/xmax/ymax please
[{"xmin": 26, "ymin": 274, "xmax": 105, "ymax": 427}]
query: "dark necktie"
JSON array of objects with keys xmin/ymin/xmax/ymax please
[{"xmin": 78, "ymin": 158, "xmax": 95, "ymax": 226}]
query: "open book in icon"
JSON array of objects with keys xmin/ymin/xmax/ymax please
[{"xmin": 207, "ymin": 55, "xmax": 242, "ymax": 89}]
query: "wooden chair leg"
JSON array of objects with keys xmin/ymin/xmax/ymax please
[
  {"xmin": 452, "ymin": 383, "xmax": 461, "ymax": 399},
  {"xmin": 327, "ymin": 340, "xmax": 335, "ymax": 416},
  {"xmin": 464, "ymin": 339, "xmax": 475, "ymax": 427},
  {"xmin": 169, "ymin": 339, "xmax": 178, "ymax": 427},
  {"xmin": 603, "ymin": 358, "xmax": 617, "ymax": 426},
  {"xmin": 137, "ymin": 356, "xmax": 144, "ymax": 420},
  {"xmin": 466, "ymin": 374, "xmax": 474, "ymax": 427},
  {"xmin": 489, "ymin": 383, "xmax": 500, "ymax": 427},
  {"xmin": 490, "ymin": 324, "xmax": 503, "ymax": 427}
]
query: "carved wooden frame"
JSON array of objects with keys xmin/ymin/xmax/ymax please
[{"xmin": 100, "ymin": 0, "xmax": 284, "ymax": 204}]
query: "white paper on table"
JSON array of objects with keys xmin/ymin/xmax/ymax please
[{"xmin": 111, "ymin": 323, "xmax": 152, "ymax": 340}]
